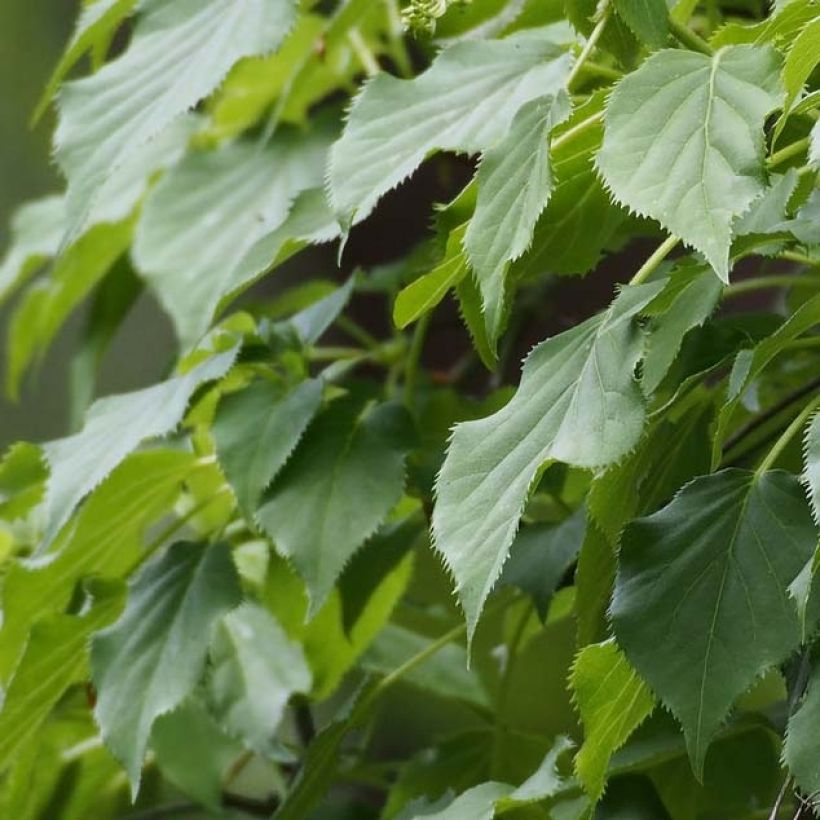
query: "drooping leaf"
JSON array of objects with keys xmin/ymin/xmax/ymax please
[
  {"xmin": 641, "ymin": 262, "xmax": 723, "ymax": 393},
  {"xmin": 597, "ymin": 45, "xmax": 783, "ymax": 281},
  {"xmin": 0, "ymin": 449, "xmax": 197, "ymax": 683},
  {"xmin": 394, "ymin": 225, "xmax": 469, "ymax": 330},
  {"xmin": 510, "ymin": 91, "xmax": 625, "ymax": 279},
  {"xmin": 612, "ymin": 0, "xmax": 669, "ymax": 47},
  {"xmin": 208, "ymin": 603, "xmax": 311, "ymax": 757},
  {"xmin": 612, "ymin": 469, "xmax": 816, "ymax": 775},
  {"xmin": 213, "ymin": 378, "xmax": 323, "ymax": 515},
  {"xmin": 0, "ymin": 581, "xmax": 124, "ymax": 774},
  {"xmin": 257, "ymin": 400, "xmax": 413, "ymax": 611},
  {"xmin": 571, "ymin": 639, "xmax": 656, "ymax": 800},
  {"xmin": 499, "ymin": 506, "xmax": 587, "ymax": 620},
  {"xmin": 465, "ymin": 92, "xmax": 570, "ymax": 342},
  {"xmin": 55, "ymin": 0, "xmax": 298, "ymax": 239},
  {"xmin": 91, "ymin": 541, "xmax": 242, "ymax": 792},
  {"xmin": 433, "ymin": 281, "xmax": 665, "ymax": 635},
  {"xmin": 329, "ymin": 30, "xmax": 570, "ymax": 225},
  {"xmin": 41, "ymin": 346, "xmax": 236, "ymax": 547},
  {"xmin": 133, "ymin": 129, "xmax": 330, "ymax": 346}
]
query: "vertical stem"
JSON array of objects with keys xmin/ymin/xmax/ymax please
[
  {"xmin": 404, "ymin": 312, "xmax": 431, "ymax": 410},
  {"xmin": 566, "ymin": 1, "xmax": 611, "ymax": 92},
  {"xmin": 756, "ymin": 395, "xmax": 820, "ymax": 476}
]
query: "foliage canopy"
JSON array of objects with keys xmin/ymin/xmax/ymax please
[{"xmin": 4, "ymin": 0, "xmax": 820, "ymax": 816}]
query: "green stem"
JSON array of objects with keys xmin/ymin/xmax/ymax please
[
  {"xmin": 768, "ymin": 137, "xmax": 811, "ymax": 169},
  {"xmin": 347, "ymin": 27, "xmax": 380, "ymax": 77},
  {"xmin": 404, "ymin": 311, "xmax": 431, "ymax": 409},
  {"xmin": 669, "ymin": 17, "xmax": 713, "ymax": 54},
  {"xmin": 781, "ymin": 250, "xmax": 820, "ymax": 267},
  {"xmin": 567, "ymin": 1, "xmax": 611, "ymax": 91},
  {"xmin": 724, "ymin": 274, "xmax": 820, "ymax": 297},
  {"xmin": 579, "ymin": 60, "xmax": 623, "ymax": 82},
  {"xmin": 336, "ymin": 316, "xmax": 382, "ymax": 351},
  {"xmin": 756, "ymin": 394, "xmax": 820, "ymax": 476},
  {"xmin": 551, "ymin": 110, "xmax": 605, "ymax": 152},
  {"xmin": 629, "ymin": 236, "xmax": 681, "ymax": 285}
]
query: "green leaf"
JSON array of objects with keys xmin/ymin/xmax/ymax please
[
  {"xmin": 0, "ymin": 195, "xmax": 64, "ymax": 303},
  {"xmin": 612, "ymin": 469, "xmax": 816, "ymax": 775},
  {"xmin": 465, "ymin": 92, "xmax": 570, "ymax": 342},
  {"xmin": 641, "ymin": 262, "xmax": 723, "ymax": 393},
  {"xmin": 597, "ymin": 46, "xmax": 783, "ymax": 281},
  {"xmin": 394, "ymin": 225, "xmax": 469, "ymax": 330},
  {"xmin": 41, "ymin": 346, "xmax": 236, "ymax": 547},
  {"xmin": 33, "ymin": 0, "xmax": 139, "ymax": 123},
  {"xmin": 133, "ymin": 130, "xmax": 330, "ymax": 346},
  {"xmin": 781, "ymin": 17, "xmax": 820, "ymax": 126},
  {"xmin": 571, "ymin": 639, "xmax": 656, "ymax": 800},
  {"xmin": 784, "ymin": 657, "xmax": 820, "ymax": 799},
  {"xmin": 329, "ymin": 30, "xmax": 570, "ymax": 224},
  {"xmin": 803, "ymin": 405, "xmax": 820, "ymax": 522},
  {"xmin": 285, "ymin": 276, "xmax": 355, "ymax": 345},
  {"xmin": 208, "ymin": 602, "xmax": 311, "ymax": 756},
  {"xmin": 55, "ymin": 0, "xmax": 297, "ymax": 238},
  {"xmin": 511, "ymin": 91, "xmax": 625, "ymax": 279},
  {"xmin": 499, "ymin": 507, "xmax": 586, "ymax": 620},
  {"xmin": 213, "ymin": 378, "xmax": 323, "ymax": 515},
  {"xmin": 6, "ymin": 219, "xmax": 133, "ymax": 399},
  {"xmin": 91, "ymin": 541, "xmax": 242, "ymax": 792},
  {"xmin": 257, "ymin": 400, "xmax": 412, "ymax": 611},
  {"xmin": 0, "ymin": 581, "xmax": 124, "ymax": 774},
  {"xmin": 0, "ymin": 449, "xmax": 196, "ymax": 683},
  {"xmin": 433, "ymin": 281, "xmax": 664, "ymax": 635},
  {"xmin": 612, "ymin": 0, "xmax": 669, "ymax": 47},
  {"xmin": 151, "ymin": 698, "xmax": 244, "ymax": 811}
]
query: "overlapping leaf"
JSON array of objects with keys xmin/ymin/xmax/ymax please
[
  {"xmin": 55, "ymin": 0, "xmax": 297, "ymax": 238},
  {"xmin": 91, "ymin": 541, "xmax": 241, "ymax": 792},
  {"xmin": 598, "ymin": 46, "xmax": 783, "ymax": 281},
  {"xmin": 329, "ymin": 30, "xmax": 570, "ymax": 225},
  {"xmin": 612, "ymin": 469, "xmax": 816, "ymax": 775},
  {"xmin": 433, "ymin": 281, "xmax": 664, "ymax": 635}
]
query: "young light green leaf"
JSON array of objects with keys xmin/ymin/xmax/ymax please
[
  {"xmin": 394, "ymin": 225, "xmax": 469, "ymax": 330},
  {"xmin": 134, "ymin": 130, "xmax": 329, "ymax": 346},
  {"xmin": 91, "ymin": 541, "xmax": 242, "ymax": 793},
  {"xmin": 208, "ymin": 603, "xmax": 311, "ymax": 757},
  {"xmin": 0, "ymin": 450, "xmax": 196, "ymax": 683},
  {"xmin": 0, "ymin": 195, "xmax": 64, "ymax": 303},
  {"xmin": 0, "ymin": 581, "xmax": 124, "ymax": 774},
  {"xmin": 597, "ymin": 46, "xmax": 783, "ymax": 281},
  {"xmin": 41, "ymin": 346, "xmax": 236, "ymax": 547},
  {"xmin": 571, "ymin": 639, "xmax": 656, "ymax": 800},
  {"xmin": 55, "ymin": 0, "xmax": 297, "ymax": 239},
  {"xmin": 329, "ymin": 30, "xmax": 570, "ymax": 225},
  {"xmin": 6, "ymin": 219, "xmax": 133, "ymax": 399},
  {"xmin": 612, "ymin": 0, "xmax": 669, "ymax": 47},
  {"xmin": 213, "ymin": 379, "xmax": 322, "ymax": 515},
  {"xmin": 465, "ymin": 92, "xmax": 570, "ymax": 342},
  {"xmin": 257, "ymin": 400, "xmax": 412, "ymax": 612},
  {"xmin": 612, "ymin": 469, "xmax": 816, "ymax": 776},
  {"xmin": 34, "ymin": 0, "xmax": 139, "ymax": 123},
  {"xmin": 781, "ymin": 17, "xmax": 820, "ymax": 126},
  {"xmin": 433, "ymin": 281, "xmax": 665, "ymax": 636}
]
